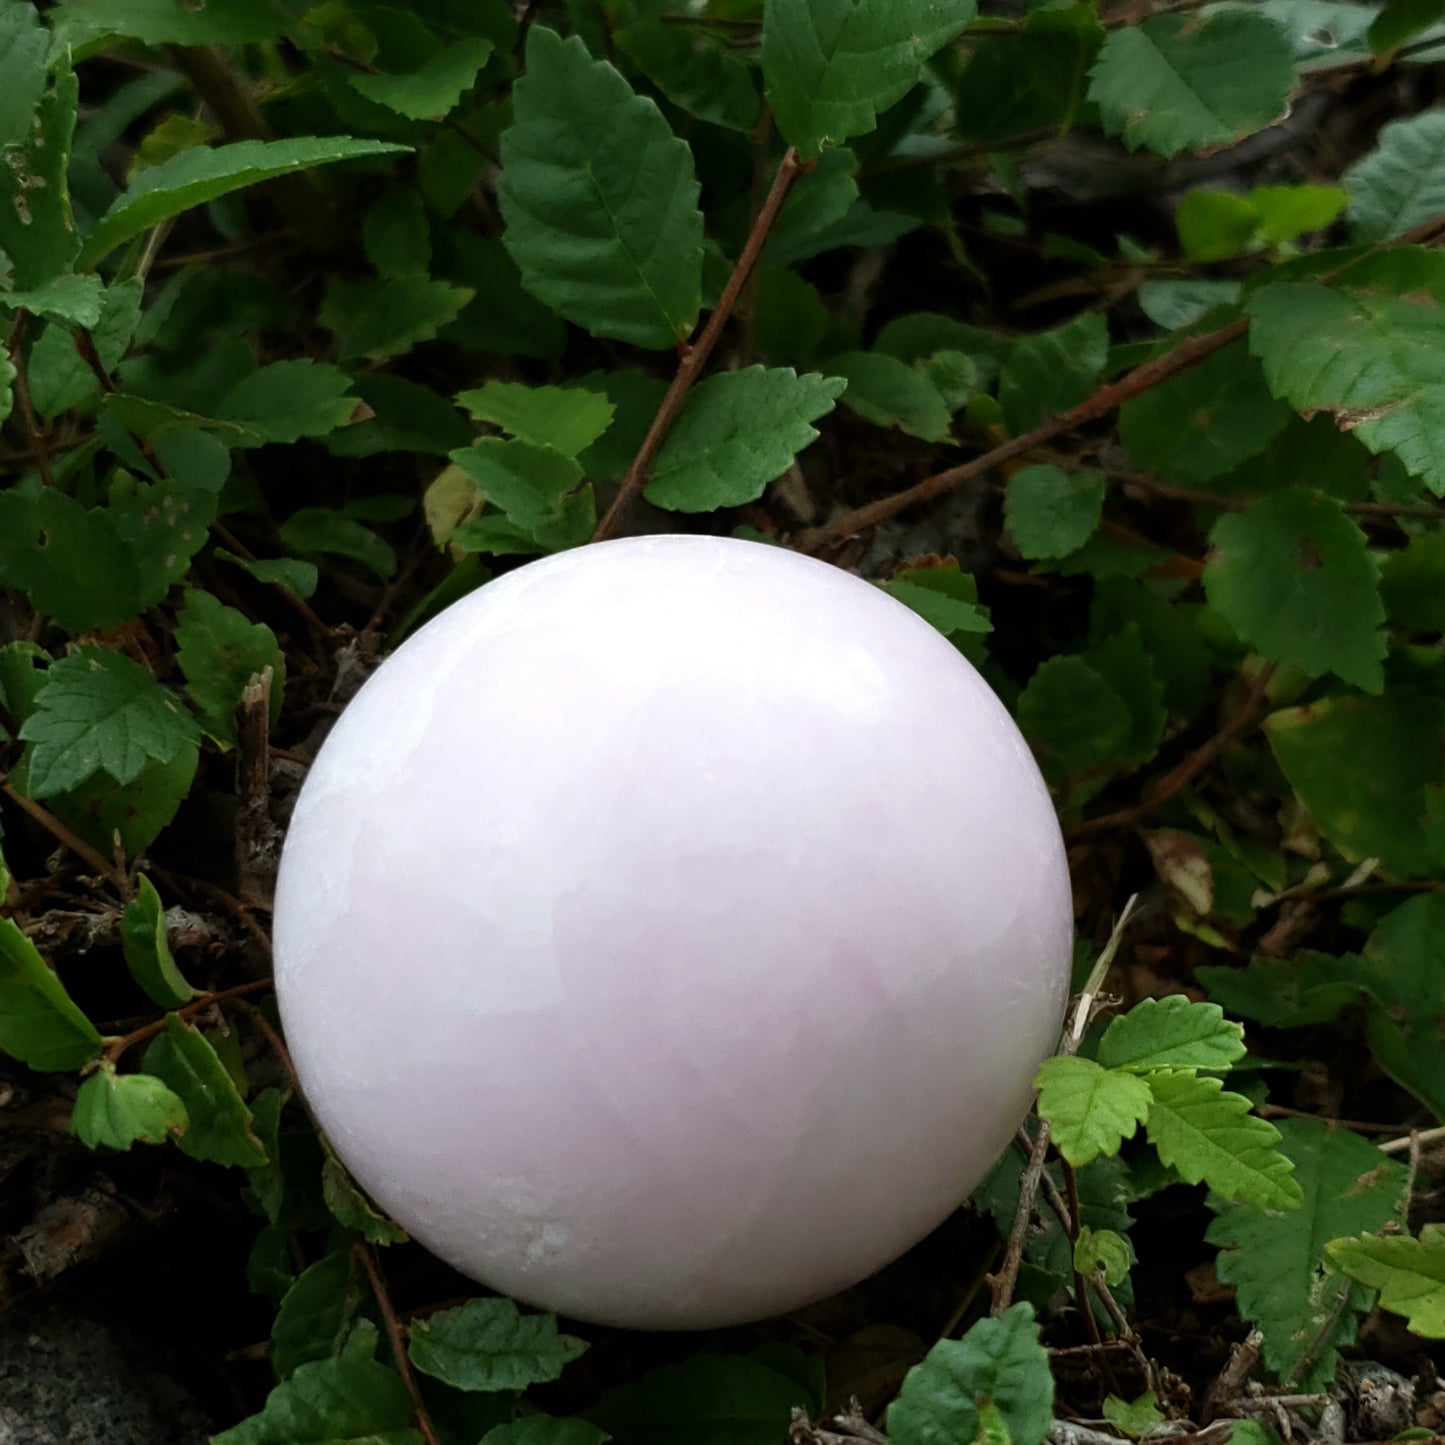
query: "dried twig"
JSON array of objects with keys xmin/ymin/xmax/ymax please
[{"xmin": 353, "ymin": 1240, "xmax": 441, "ymax": 1445}]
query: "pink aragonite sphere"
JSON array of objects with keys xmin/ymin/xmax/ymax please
[{"xmin": 272, "ymin": 534, "xmax": 1072, "ymax": 1330}]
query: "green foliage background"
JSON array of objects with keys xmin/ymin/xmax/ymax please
[{"xmin": 2, "ymin": 0, "xmax": 1444, "ymax": 1440}]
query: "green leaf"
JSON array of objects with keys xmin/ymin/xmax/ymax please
[
  {"xmin": 1101, "ymin": 1394, "xmax": 1165, "ymax": 1439},
  {"xmin": 826, "ymin": 351, "xmax": 952, "ymax": 442},
  {"xmin": 1204, "ymin": 488, "xmax": 1385, "ymax": 692},
  {"xmin": 587, "ymin": 1354, "xmax": 810, "ymax": 1445},
  {"xmin": 79, "ymin": 136, "xmax": 409, "ymax": 270},
  {"xmin": 331, "ymin": 375, "xmax": 471, "ymax": 460},
  {"xmin": 1369, "ymin": 0, "xmax": 1445, "ymax": 53},
  {"xmin": 889, "ymin": 1304, "xmax": 1053, "ymax": 1445},
  {"xmin": 0, "ymin": 2, "xmax": 48, "ymax": 151},
  {"xmin": 1208, "ymin": 1118, "xmax": 1407, "ymax": 1388},
  {"xmin": 498, "ymin": 27, "xmax": 703, "ymax": 349},
  {"xmin": 20, "ymin": 648, "xmax": 199, "ymax": 798},
  {"xmin": 321, "ymin": 1142, "xmax": 408, "ymax": 1244},
  {"xmin": 29, "ymin": 277, "xmax": 143, "ymax": 419},
  {"xmin": 456, "ymin": 382, "xmax": 616, "ymax": 458},
  {"xmin": 217, "ymin": 550, "xmax": 320, "ymax": 599},
  {"xmin": 1198, "ymin": 953, "xmax": 1367, "ymax": 1030},
  {"xmin": 1075, "ymin": 1227, "xmax": 1132, "ymax": 1287},
  {"xmin": 53, "ymin": 0, "xmax": 289, "ymax": 46},
  {"xmin": 1247, "ymin": 277, "xmax": 1445, "ymax": 496},
  {"xmin": 0, "ymin": 640, "xmax": 48, "ymax": 726},
  {"xmin": 481, "ymin": 1420, "xmax": 608, "ymax": 1445},
  {"xmin": 1345, "ymin": 111, "xmax": 1445, "ymax": 242},
  {"xmin": 616, "ymin": 15, "xmax": 760, "ymax": 133},
  {"xmin": 644, "ymin": 366, "xmax": 845, "ymax": 512},
  {"xmin": 762, "ymin": 0, "xmax": 977, "ymax": 161},
  {"xmin": 349, "ymin": 38, "xmax": 495, "ymax": 120},
  {"xmin": 273, "ymin": 1251, "xmax": 365, "ymax": 1380},
  {"xmin": 214, "ymin": 359, "xmax": 360, "ymax": 446},
  {"xmin": 320, "ymin": 276, "xmax": 472, "ymax": 361},
  {"xmin": 1264, "ymin": 690, "xmax": 1445, "ymax": 877},
  {"xmin": 1084, "ymin": 626, "xmax": 1165, "ymax": 769},
  {"xmin": 407, "ymin": 1298, "xmax": 588, "ymax": 1392},
  {"xmin": 1382, "ymin": 528, "xmax": 1445, "ymax": 632},
  {"xmin": 1016, "ymin": 654, "xmax": 1132, "ymax": 792},
  {"xmin": 143, "ymin": 1014, "xmax": 267, "ymax": 1168},
  {"xmin": 1034, "ymin": 1056, "xmax": 1151, "ymax": 1167},
  {"xmin": 280, "ymin": 510, "xmax": 396, "ymax": 580},
  {"xmin": 0, "ymin": 59, "xmax": 81, "ymax": 288},
  {"xmin": 1004, "ymin": 465, "xmax": 1106, "ymax": 560},
  {"xmin": 72, "ymin": 1066, "xmax": 188, "ymax": 1150},
  {"xmin": 210, "ymin": 1357, "xmax": 423, "ymax": 1445},
  {"xmin": 1176, "ymin": 186, "xmax": 1345, "ymax": 261},
  {"xmin": 998, "ymin": 312, "xmax": 1108, "ymax": 435},
  {"xmin": 1144, "ymin": 1071, "xmax": 1302, "ymax": 1212},
  {"xmin": 174, "ymin": 590, "xmax": 284, "ymax": 747},
  {"xmin": 883, "ymin": 571, "xmax": 992, "ymax": 643},
  {"xmin": 0, "ymin": 274, "xmax": 107, "ymax": 327},
  {"xmin": 362, "ymin": 190, "xmax": 430, "ymax": 280},
  {"xmin": 450, "ymin": 437, "xmax": 592, "ymax": 550},
  {"xmin": 1098, "ymin": 996, "xmax": 1246, "ymax": 1073},
  {"xmin": 1118, "ymin": 342, "xmax": 1290, "ymax": 486},
  {"xmin": 120, "ymin": 875, "xmax": 197, "ymax": 1009},
  {"xmin": 0, "ymin": 916, "xmax": 104, "ymax": 1071},
  {"xmin": 1326, "ymin": 1224, "xmax": 1445, "ymax": 1340},
  {"xmin": 1087, "ymin": 11, "xmax": 1295, "ymax": 159}
]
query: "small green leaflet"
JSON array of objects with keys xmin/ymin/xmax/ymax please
[
  {"xmin": 280, "ymin": 510, "xmax": 396, "ymax": 580},
  {"xmin": 272, "ymin": 1251, "xmax": 365, "ymax": 1380},
  {"xmin": 1075, "ymin": 1227, "xmax": 1131, "ymax": 1287},
  {"xmin": 888, "ymin": 1304, "xmax": 1053, "ymax": 1445},
  {"xmin": 999, "ymin": 313, "xmax": 1108, "ymax": 435},
  {"xmin": 407, "ymin": 1298, "xmax": 588, "ymax": 1392},
  {"xmin": 120, "ymin": 875, "xmax": 198, "ymax": 1009},
  {"xmin": 210, "ymin": 1357, "xmax": 423, "ymax": 1445},
  {"xmin": 319, "ymin": 276, "xmax": 473, "ymax": 362},
  {"xmin": 456, "ymin": 382, "xmax": 616, "ymax": 458},
  {"xmin": 1035, "ymin": 1057, "xmax": 1151, "ymax": 1166},
  {"xmin": 498, "ymin": 27, "xmax": 703, "ymax": 349},
  {"xmin": 883, "ymin": 571, "xmax": 992, "ymax": 644},
  {"xmin": 72, "ymin": 1066, "xmax": 188, "ymax": 1150},
  {"xmin": 174, "ymin": 590, "xmax": 284, "ymax": 747},
  {"xmin": 19, "ymin": 648, "xmax": 200, "ymax": 799},
  {"xmin": 1101, "ymin": 1394, "xmax": 1165, "ymax": 1439},
  {"xmin": 143, "ymin": 1015, "xmax": 267, "ymax": 1168},
  {"xmin": 1327, "ymin": 1224, "xmax": 1445, "ymax": 1340},
  {"xmin": 0, "ymin": 59, "xmax": 80, "ymax": 289},
  {"xmin": 0, "ymin": 916, "xmax": 104, "ymax": 1072},
  {"xmin": 826, "ymin": 351, "xmax": 953, "ymax": 442},
  {"xmin": 1087, "ymin": 11, "xmax": 1294, "ymax": 158},
  {"xmin": 1005, "ymin": 465, "xmax": 1106, "ymax": 560},
  {"xmin": 321, "ymin": 1140, "xmax": 408, "ymax": 1244},
  {"xmin": 79, "ymin": 136, "xmax": 409, "ymax": 269},
  {"xmin": 215, "ymin": 359, "xmax": 359, "ymax": 446},
  {"xmin": 0, "ymin": 2, "xmax": 48, "ymax": 151},
  {"xmin": 1344, "ymin": 111, "xmax": 1445, "ymax": 241},
  {"xmin": 1175, "ymin": 186, "xmax": 1344, "ymax": 262},
  {"xmin": 1208, "ymin": 1119, "xmax": 1407, "ymax": 1388},
  {"xmin": 217, "ymin": 549, "xmax": 320, "ymax": 600},
  {"xmin": 1016, "ymin": 654, "xmax": 1134, "ymax": 794},
  {"xmin": 1204, "ymin": 488, "xmax": 1385, "ymax": 693},
  {"xmin": 616, "ymin": 14, "xmax": 759, "ymax": 134},
  {"xmin": 1145, "ymin": 1072, "xmax": 1302, "ymax": 1212},
  {"xmin": 644, "ymin": 366, "xmax": 845, "ymax": 513},
  {"xmin": 1368, "ymin": 0, "xmax": 1445, "ymax": 53},
  {"xmin": 1097, "ymin": 996, "xmax": 1246, "ymax": 1073},
  {"xmin": 1198, "ymin": 953, "xmax": 1366, "ymax": 1031},
  {"xmin": 449, "ymin": 437, "xmax": 594, "ymax": 552},
  {"xmin": 762, "ymin": 0, "xmax": 977, "ymax": 161},
  {"xmin": 349, "ymin": 38, "xmax": 495, "ymax": 120},
  {"xmin": 0, "ymin": 274, "xmax": 107, "ymax": 327}
]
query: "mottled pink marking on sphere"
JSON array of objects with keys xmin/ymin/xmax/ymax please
[{"xmin": 273, "ymin": 535, "xmax": 1072, "ymax": 1330}]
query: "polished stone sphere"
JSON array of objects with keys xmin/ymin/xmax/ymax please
[{"xmin": 273, "ymin": 534, "xmax": 1072, "ymax": 1329}]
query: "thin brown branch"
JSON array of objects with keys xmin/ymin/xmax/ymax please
[
  {"xmin": 232, "ymin": 996, "xmax": 303, "ymax": 1096},
  {"xmin": 353, "ymin": 1240, "xmax": 441, "ymax": 1445},
  {"xmin": 104, "ymin": 977, "xmax": 273, "ymax": 1062},
  {"xmin": 5, "ymin": 311, "xmax": 55, "ymax": 488},
  {"xmin": 592, "ymin": 147, "xmax": 807, "ymax": 542},
  {"xmin": 1, "ymin": 776, "xmax": 117, "ymax": 881}
]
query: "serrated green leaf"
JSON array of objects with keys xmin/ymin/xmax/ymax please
[
  {"xmin": 1084, "ymin": 625, "xmax": 1165, "ymax": 769},
  {"xmin": 1247, "ymin": 277, "xmax": 1445, "ymax": 495},
  {"xmin": 320, "ymin": 276, "xmax": 472, "ymax": 361},
  {"xmin": 644, "ymin": 366, "xmax": 844, "ymax": 512},
  {"xmin": 1198, "ymin": 953, "xmax": 1367, "ymax": 1030},
  {"xmin": 1265, "ymin": 689, "xmax": 1445, "ymax": 877},
  {"xmin": 1119, "ymin": 342, "xmax": 1290, "ymax": 486},
  {"xmin": 450, "ymin": 437, "xmax": 593, "ymax": 550},
  {"xmin": 1208, "ymin": 1118, "xmax": 1407, "ymax": 1387},
  {"xmin": 1102, "ymin": 1394, "xmax": 1164, "ymax": 1439},
  {"xmin": 216, "ymin": 549, "xmax": 320, "ymax": 599},
  {"xmin": 889, "ymin": 1304, "xmax": 1052, "ymax": 1445},
  {"xmin": 210, "ymin": 1357, "xmax": 423, "ymax": 1445},
  {"xmin": 762, "ymin": 0, "xmax": 976, "ymax": 161},
  {"xmin": 0, "ymin": 2, "xmax": 48, "ymax": 151},
  {"xmin": 0, "ymin": 274, "xmax": 107, "ymax": 328},
  {"xmin": 0, "ymin": 916, "xmax": 104, "ymax": 1071},
  {"xmin": 617, "ymin": 14, "xmax": 759, "ymax": 133},
  {"xmin": 120, "ymin": 875, "xmax": 197, "ymax": 1009},
  {"xmin": 1035, "ymin": 1057, "xmax": 1151, "ymax": 1167},
  {"xmin": 53, "ymin": 0, "xmax": 289, "ymax": 46},
  {"xmin": 1075, "ymin": 1227, "xmax": 1131, "ymax": 1288},
  {"xmin": 72, "ymin": 1065, "xmax": 188, "ymax": 1150},
  {"xmin": 1369, "ymin": 0, "xmax": 1445, "ymax": 53},
  {"xmin": 1326, "ymin": 1224, "xmax": 1445, "ymax": 1340},
  {"xmin": 143, "ymin": 1014, "xmax": 267, "ymax": 1168},
  {"xmin": 280, "ymin": 510, "xmax": 396, "ymax": 580},
  {"xmin": 214, "ymin": 359, "xmax": 360, "ymax": 446},
  {"xmin": 273, "ymin": 1251, "xmax": 365, "ymax": 1381},
  {"xmin": 0, "ymin": 641, "xmax": 48, "ymax": 728},
  {"xmin": 1004, "ymin": 465, "xmax": 1106, "ymax": 560},
  {"xmin": 498, "ymin": 27, "xmax": 702, "ymax": 349},
  {"xmin": 1098, "ymin": 996, "xmax": 1246, "ymax": 1073},
  {"xmin": 586, "ymin": 1354, "xmax": 810, "ymax": 1445},
  {"xmin": 999, "ymin": 312, "xmax": 1108, "ymax": 435},
  {"xmin": 1176, "ymin": 186, "xmax": 1344, "ymax": 261},
  {"xmin": 1087, "ymin": 11, "xmax": 1294, "ymax": 159},
  {"xmin": 1144, "ymin": 1071, "xmax": 1302, "ymax": 1211},
  {"xmin": 456, "ymin": 382, "xmax": 615, "ymax": 458},
  {"xmin": 29, "ymin": 277, "xmax": 143, "ymax": 419},
  {"xmin": 482, "ymin": 1420, "xmax": 609, "ymax": 1445},
  {"xmin": 882, "ymin": 578, "xmax": 991, "ymax": 642},
  {"xmin": 407, "ymin": 1298, "xmax": 587, "ymax": 1392},
  {"xmin": 174, "ymin": 590, "xmax": 284, "ymax": 747},
  {"xmin": 1016, "ymin": 654, "xmax": 1132, "ymax": 793},
  {"xmin": 0, "ymin": 57, "xmax": 80, "ymax": 289},
  {"xmin": 79, "ymin": 136, "xmax": 409, "ymax": 270},
  {"xmin": 826, "ymin": 351, "xmax": 952, "ymax": 442},
  {"xmin": 321, "ymin": 1142, "xmax": 408, "ymax": 1244},
  {"xmin": 19, "ymin": 648, "xmax": 199, "ymax": 798},
  {"xmin": 1204, "ymin": 488, "xmax": 1385, "ymax": 692},
  {"xmin": 1345, "ymin": 111, "xmax": 1445, "ymax": 242},
  {"xmin": 349, "ymin": 38, "xmax": 494, "ymax": 120}
]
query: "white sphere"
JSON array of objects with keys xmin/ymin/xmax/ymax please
[{"xmin": 273, "ymin": 535, "xmax": 1072, "ymax": 1330}]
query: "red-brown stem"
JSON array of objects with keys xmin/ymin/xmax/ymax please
[
  {"xmin": 591, "ymin": 146, "xmax": 807, "ymax": 543},
  {"xmin": 5, "ymin": 311, "xmax": 54, "ymax": 488},
  {"xmin": 0, "ymin": 776, "xmax": 118, "ymax": 882},
  {"xmin": 353, "ymin": 1240, "xmax": 441, "ymax": 1445},
  {"xmin": 104, "ymin": 977, "xmax": 273, "ymax": 1062}
]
